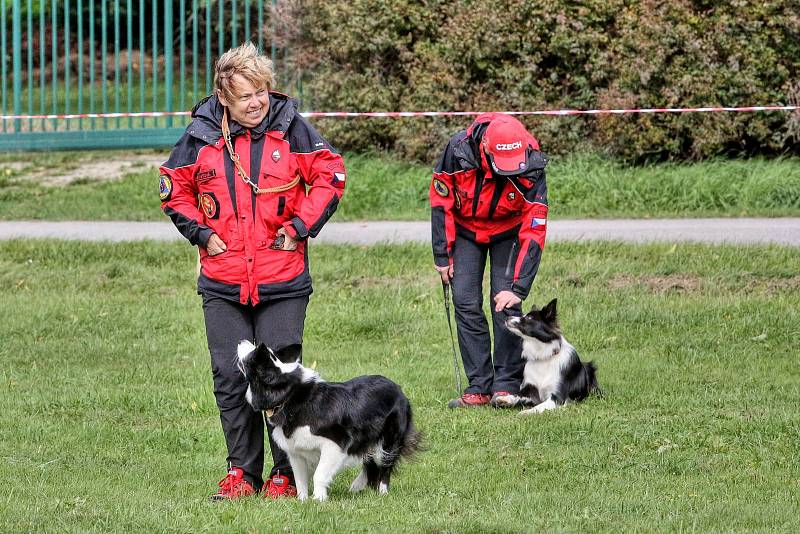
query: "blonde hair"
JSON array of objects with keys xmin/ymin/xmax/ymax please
[{"xmin": 214, "ymin": 42, "xmax": 275, "ymax": 102}]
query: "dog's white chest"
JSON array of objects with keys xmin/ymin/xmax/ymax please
[
  {"xmin": 522, "ymin": 355, "xmax": 563, "ymax": 399},
  {"xmin": 273, "ymin": 425, "xmax": 330, "ymax": 454}
]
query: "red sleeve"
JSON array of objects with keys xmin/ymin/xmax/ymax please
[
  {"xmin": 288, "ymin": 149, "xmax": 345, "ymax": 239},
  {"xmin": 430, "ymin": 169, "xmax": 457, "ymax": 267},
  {"xmin": 511, "ymin": 175, "xmax": 548, "ymax": 299},
  {"xmin": 160, "ymin": 135, "xmax": 213, "ymax": 247}
]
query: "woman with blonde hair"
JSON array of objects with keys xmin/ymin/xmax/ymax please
[{"xmin": 160, "ymin": 42, "xmax": 346, "ymax": 500}]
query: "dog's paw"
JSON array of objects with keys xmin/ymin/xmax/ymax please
[
  {"xmin": 520, "ymin": 399, "xmax": 557, "ymax": 415},
  {"xmin": 312, "ymin": 490, "xmax": 328, "ymax": 502},
  {"xmin": 350, "ymin": 471, "xmax": 368, "ymax": 493},
  {"xmin": 297, "ymin": 491, "xmax": 309, "ymax": 501}
]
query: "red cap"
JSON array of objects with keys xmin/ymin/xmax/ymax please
[{"xmin": 482, "ymin": 115, "xmax": 532, "ymax": 175}]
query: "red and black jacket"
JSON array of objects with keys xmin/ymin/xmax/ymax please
[
  {"xmin": 160, "ymin": 92, "xmax": 345, "ymax": 305},
  {"xmin": 430, "ymin": 112, "xmax": 548, "ymax": 300}
]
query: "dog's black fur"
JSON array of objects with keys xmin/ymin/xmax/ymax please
[
  {"xmin": 237, "ymin": 341, "xmax": 421, "ymax": 500},
  {"xmin": 504, "ymin": 298, "xmax": 600, "ymax": 414}
]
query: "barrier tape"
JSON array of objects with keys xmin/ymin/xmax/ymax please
[{"xmin": 1, "ymin": 105, "xmax": 798, "ymax": 121}]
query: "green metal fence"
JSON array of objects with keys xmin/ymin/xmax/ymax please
[{"xmin": 0, "ymin": 0, "xmax": 279, "ymax": 151}]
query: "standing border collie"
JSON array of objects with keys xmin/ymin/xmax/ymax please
[
  {"xmin": 237, "ymin": 341, "xmax": 421, "ymax": 501},
  {"xmin": 500, "ymin": 298, "xmax": 600, "ymax": 414}
]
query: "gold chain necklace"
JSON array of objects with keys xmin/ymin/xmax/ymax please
[{"xmin": 221, "ymin": 107, "xmax": 301, "ymax": 194}]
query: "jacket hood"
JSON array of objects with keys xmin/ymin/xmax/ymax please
[
  {"xmin": 186, "ymin": 92, "xmax": 298, "ymax": 144},
  {"xmin": 454, "ymin": 112, "xmax": 547, "ymax": 176}
]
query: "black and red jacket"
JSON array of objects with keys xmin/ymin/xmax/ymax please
[
  {"xmin": 430, "ymin": 112, "xmax": 548, "ymax": 299},
  {"xmin": 160, "ymin": 92, "xmax": 345, "ymax": 305}
]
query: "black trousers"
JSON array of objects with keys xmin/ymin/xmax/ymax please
[
  {"xmin": 202, "ymin": 294, "xmax": 308, "ymax": 489},
  {"xmin": 451, "ymin": 233, "xmax": 524, "ymax": 395}
]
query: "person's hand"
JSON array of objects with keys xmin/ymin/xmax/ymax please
[
  {"xmin": 494, "ymin": 290, "xmax": 521, "ymax": 312},
  {"xmin": 275, "ymin": 226, "xmax": 298, "ymax": 251},
  {"xmin": 206, "ymin": 233, "xmax": 227, "ymax": 256},
  {"xmin": 435, "ymin": 264, "xmax": 454, "ymax": 284}
]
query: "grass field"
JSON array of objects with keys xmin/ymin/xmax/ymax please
[
  {"xmin": 1, "ymin": 239, "xmax": 798, "ymax": 532},
  {"xmin": 1, "ymin": 151, "xmax": 799, "ymax": 220}
]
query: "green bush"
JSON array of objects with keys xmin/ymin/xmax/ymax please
[{"xmin": 285, "ymin": 0, "xmax": 800, "ymax": 163}]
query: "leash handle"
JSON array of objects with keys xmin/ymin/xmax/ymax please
[{"xmin": 442, "ymin": 281, "xmax": 463, "ymax": 396}]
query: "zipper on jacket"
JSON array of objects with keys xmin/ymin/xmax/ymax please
[
  {"xmin": 472, "ymin": 167, "xmax": 485, "ymax": 218},
  {"xmin": 487, "ymin": 173, "xmax": 507, "ymax": 220}
]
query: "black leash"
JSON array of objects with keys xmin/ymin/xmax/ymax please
[{"xmin": 442, "ymin": 281, "xmax": 463, "ymax": 396}]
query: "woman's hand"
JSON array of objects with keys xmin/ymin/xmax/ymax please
[
  {"xmin": 275, "ymin": 227, "xmax": 298, "ymax": 251},
  {"xmin": 206, "ymin": 233, "xmax": 227, "ymax": 256},
  {"xmin": 435, "ymin": 264, "xmax": 454, "ymax": 284},
  {"xmin": 493, "ymin": 290, "xmax": 521, "ymax": 312}
]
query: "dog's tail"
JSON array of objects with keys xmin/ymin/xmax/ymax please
[
  {"xmin": 399, "ymin": 404, "xmax": 424, "ymax": 460},
  {"xmin": 584, "ymin": 361, "xmax": 603, "ymax": 398}
]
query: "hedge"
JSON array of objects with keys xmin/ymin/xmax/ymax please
[{"xmin": 279, "ymin": 0, "xmax": 800, "ymax": 163}]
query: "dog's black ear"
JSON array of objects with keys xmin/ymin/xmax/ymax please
[
  {"xmin": 541, "ymin": 298, "xmax": 558, "ymax": 322},
  {"xmin": 275, "ymin": 343, "xmax": 302, "ymax": 363},
  {"xmin": 255, "ymin": 343, "xmax": 274, "ymax": 363}
]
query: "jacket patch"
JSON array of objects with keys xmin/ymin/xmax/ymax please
[
  {"xmin": 159, "ymin": 174, "xmax": 173, "ymax": 201},
  {"xmin": 332, "ymin": 172, "xmax": 346, "ymax": 188},
  {"xmin": 433, "ymin": 179, "xmax": 449, "ymax": 197},
  {"xmin": 199, "ymin": 192, "xmax": 220, "ymax": 219},
  {"xmin": 271, "ymin": 149, "xmax": 281, "ymax": 162},
  {"xmin": 326, "ymin": 160, "xmax": 345, "ymax": 174},
  {"xmin": 507, "ymin": 191, "xmax": 516, "ymax": 201},
  {"xmin": 531, "ymin": 217, "xmax": 547, "ymax": 228},
  {"xmin": 196, "ymin": 168, "xmax": 217, "ymax": 183}
]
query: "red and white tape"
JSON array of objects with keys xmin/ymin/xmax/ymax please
[{"xmin": 2, "ymin": 105, "xmax": 798, "ymax": 121}]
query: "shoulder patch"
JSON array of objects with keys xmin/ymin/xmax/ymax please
[
  {"xmin": 433, "ymin": 179, "xmax": 449, "ymax": 197},
  {"xmin": 159, "ymin": 174, "xmax": 173, "ymax": 201},
  {"xmin": 199, "ymin": 192, "xmax": 220, "ymax": 219}
]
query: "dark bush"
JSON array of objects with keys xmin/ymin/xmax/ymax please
[{"xmin": 280, "ymin": 0, "xmax": 800, "ymax": 163}]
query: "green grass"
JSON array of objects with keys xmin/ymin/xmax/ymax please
[
  {"xmin": 1, "ymin": 152, "xmax": 799, "ymax": 221},
  {"xmin": 1, "ymin": 240, "xmax": 798, "ymax": 532}
]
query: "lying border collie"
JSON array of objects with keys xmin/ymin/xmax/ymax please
[
  {"xmin": 500, "ymin": 298, "xmax": 600, "ymax": 415},
  {"xmin": 237, "ymin": 341, "xmax": 421, "ymax": 501}
]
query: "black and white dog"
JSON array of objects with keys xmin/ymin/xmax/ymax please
[
  {"xmin": 237, "ymin": 340, "xmax": 421, "ymax": 501},
  {"xmin": 500, "ymin": 298, "xmax": 600, "ymax": 415}
]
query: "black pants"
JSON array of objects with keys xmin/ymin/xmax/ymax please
[
  {"xmin": 202, "ymin": 294, "xmax": 309, "ymax": 489},
  {"xmin": 451, "ymin": 233, "xmax": 524, "ymax": 395}
]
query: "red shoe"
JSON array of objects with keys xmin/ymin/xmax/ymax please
[
  {"xmin": 447, "ymin": 393, "xmax": 491, "ymax": 408},
  {"xmin": 264, "ymin": 472, "xmax": 298, "ymax": 499},
  {"xmin": 210, "ymin": 467, "xmax": 257, "ymax": 501},
  {"xmin": 490, "ymin": 391, "xmax": 518, "ymax": 408}
]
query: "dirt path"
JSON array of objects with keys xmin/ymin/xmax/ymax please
[{"xmin": 1, "ymin": 152, "xmax": 166, "ymax": 186}]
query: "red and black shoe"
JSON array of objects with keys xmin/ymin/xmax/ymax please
[
  {"xmin": 447, "ymin": 393, "xmax": 491, "ymax": 408},
  {"xmin": 263, "ymin": 471, "xmax": 298, "ymax": 499},
  {"xmin": 490, "ymin": 391, "xmax": 518, "ymax": 408},
  {"xmin": 209, "ymin": 467, "xmax": 257, "ymax": 501}
]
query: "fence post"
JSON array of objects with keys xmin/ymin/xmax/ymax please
[
  {"xmin": 12, "ymin": 0, "xmax": 21, "ymax": 133},
  {"xmin": 165, "ymin": 0, "xmax": 173, "ymax": 127}
]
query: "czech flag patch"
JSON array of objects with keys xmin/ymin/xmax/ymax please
[
  {"xmin": 332, "ymin": 172, "xmax": 346, "ymax": 188},
  {"xmin": 531, "ymin": 217, "xmax": 547, "ymax": 228}
]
